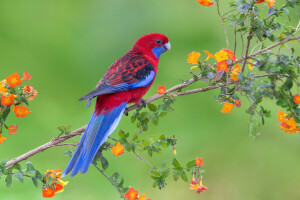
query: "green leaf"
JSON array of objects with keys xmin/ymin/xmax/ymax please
[
  {"xmin": 147, "ymin": 103, "xmax": 157, "ymax": 112},
  {"xmin": 111, "ymin": 172, "xmax": 119, "ymax": 180},
  {"xmin": 186, "ymin": 160, "xmax": 195, "ymax": 169},
  {"xmin": 35, "ymin": 171, "xmax": 43, "ymax": 180},
  {"xmin": 132, "ymin": 134, "xmax": 138, "ymax": 142},
  {"xmin": 100, "ymin": 156, "xmax": 109, "ymax": 171},
  {"xmin": 13, "ymin": 171, "xmax": 24, "ymax": 183},
  {"xmin": 158, "ymin": 112, "xmax": 167, "ymax": 117},
  {"xmin": 130, "ymin": 115, "xmax": 136, "ymax": 123},
  {"xmin": 152, "ymin": 113, "xmax": 159, "ymax": 126},
  {"xmin": 118, "ymin": 130, "xmax": 125, "ymax": 139},
  {"xmin": 26, "ymin": 162, "xmax": 35, "ymax": 171},
  {"xmin": 161, "ymin": 170, "xmax": 170, "ymax": 178},
  {"xmin": 63, "ymin": 151, "xmax": 73, "ymax": 157},
  {"xmin": 142, "ymin": 140, "xmax": 149, "ymax": 146},
  {"xmin": 32, "ymin": 177, "xmax": 39, "ymax": 187},
  {"xmin": 172, "ymin": 158, "xmax": 181, "ymax": 168},
  {"xmin": 118, "ymin": 178, "xmax": 124, "ymax": 187},
  {"xmin": 2, "ymin": 107, "xmax": 11, "ymax": 121},
  {"xmin": 5, "ymin": 174, "xmax": 12, "ymax": 188},
  {"xmin": 13, "ymin": 163, "xmax": 21, "ymax": 171},
  {"xmin": 180, "ymin": 171, "xmax": 188, "ymax": 182},
  {"xmin": 281, "ymin": 78, "xmax": 293, "ymax": 90}
]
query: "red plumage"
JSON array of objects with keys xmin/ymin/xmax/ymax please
[
  {"xmin": 92, "ymin": 33, "xmax": 169, "ymax": 114},
  {"xmin": 63, "ymin": 33, "xmax": 170, "ymax": 177}
]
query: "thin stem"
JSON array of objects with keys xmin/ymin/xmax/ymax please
[
  {"xmin": 132, "ymin": 151, "xmax": 155, "ymax": 170},
  {"xmin": 241, "ymin": 27, "xmax": 252, "ymax": 73},
  {"xmin": 217, "ymin": 1, "xmax": 229, "ymax": 49},
  {"xmin": 92, "ymin": 163, "xmax": 124, "ymax": 198}
]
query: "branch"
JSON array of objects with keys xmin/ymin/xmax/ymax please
[
  {"xmin": 4, "ymin": 35, "xmax": 299, "ymax": 168},
  {"xmin": 4, "ymin": 126, "xmax": 86, "ymax": 168}
]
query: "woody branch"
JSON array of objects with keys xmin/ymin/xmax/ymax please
[{"xmin": 4, "ymin": 34, "xmax": 300, "ymax": 168}]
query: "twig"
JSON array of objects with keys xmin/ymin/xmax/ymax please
[
  {"xmin": 241, "ymin": 27, "xmax": 252, "ymax": 73},
  {"xmin": 92, "ymin": 163, "xmax": 123, "ymax": 198},
  {"xmin": 132, "ymin": 151, "xmax": 155, "ymax": 170},
  {"xmin": 217, "ymin": 1, "xmax": 229, "ymax": 49}
]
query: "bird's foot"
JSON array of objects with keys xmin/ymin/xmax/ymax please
[
  {"xmin": 124, "ymin": 108, "xmax": 129, "ymax": 116},
  {"xmin": 141, "ymin": 99, "xmax": 147, "ymax": 108}
]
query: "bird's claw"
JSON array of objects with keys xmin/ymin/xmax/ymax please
[
  {"xmin": 124, "ymin": 108, "xmax": 129, "ymax": 116},
  {"xmin": 141, "ymin": 99, "xmax": 147, "ymax": 108}
]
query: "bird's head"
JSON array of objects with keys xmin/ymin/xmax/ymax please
[{"xmin": 133, "ymin": 33, "xmax": 170, "ymax": 59}]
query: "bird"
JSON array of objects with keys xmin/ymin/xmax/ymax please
[{"xmin": 62, "ymin": 33, "xmax": 170, "ymax": 177}]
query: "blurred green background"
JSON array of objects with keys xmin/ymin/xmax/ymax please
[{"xmin": 0, "ymin": 0, "xmax": 300, "ymax": 199}]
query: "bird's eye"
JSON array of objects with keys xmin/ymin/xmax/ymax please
[{"xmin": 156, "ymin": 40, "xmax": 162, "ymax": 44}]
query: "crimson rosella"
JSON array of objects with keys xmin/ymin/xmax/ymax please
[{"xmin": 63, "ymin": 33, "xmax": 170, "ymax": 177}]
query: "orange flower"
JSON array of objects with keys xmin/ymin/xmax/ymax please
[
  {"xmin": 111, "ymin": 142, "xmax": 125, "ymax": 157},
  {"xmin": 138, "ymin": 193, "xmax": 146, "ymax": 200},
  {"xmin": 1, "ymin": 94, "xmax": 15, "ymax": 106},
  {"xmin": 23, "ymin": 85, "xmax": 38, "ymax": 101},
  {"xmin": 43, "ymin": 169, "xmax": 68, "ymax": 198},
  {"xmin": 45, "ymin": 169, "xmax": 63, "ymax": 179},
  {"xmin": 187, "ymin": 51, "xmax": 201, "ymax": 64},
  {"xmin": 294, "ymin": 95, "xmax": 300, "ymax": 104},
  {"xmin": 224, "ymin": 49, "xmax": 235, "ymax": 60},
  {"xmin": 12, "ymin": 105, "xmax": 33, "ymax": 117},
  {"xmin": 256, "ymin": 0, "xmax": 275, "ymax": 8},
  {"xmin": 0, "ymin": 134, "xmax": 7, "ymax": 143},
  {"xmin": 197, "ymin": 0, "xmax": 214, "ymax": 6},
  {"xmin": 195, "ymin": 158, "xmax": 203, "ymax": 166},
  {"xmin": 230, "ymin": 64, "xmax": 241, "ymax": 81},
  {"xmin": 278, "ymin": 110, "xmax": 300, "ymax": 134},
  {"xmin": 157, "ymin": 86, "xmax": 166, "ymax": 95},
  {"xmin": 230, "ymin": 73, "xmax": 238, "ymax": 81},
  {"xmin": 6, "ymin": 73, "xmax": 22, "ymax": 87},
  {"xmin": 23, "ymin": 71, "xmax": 31, "ymax": 81},
  {"xmin": 42, "ymin": 187, "xmax": 56, "ymax": 198},
  {"xmin": 204, "ymin": 50, "xmax": 215, "ymax": 61},
  {"xmin": 8, "ymin": 125, "xmax": 18, "ymax": 135},
  {"xmin": 216, "ymin": 60, "xmax": 229, "ymax": 72},
  {"xmin": 124, "ymin": 187, "xmax": 139, "ymax": 200},
  {"xmin": 221, "ymin": 102, "xmax": 234, "ymax": 113}
]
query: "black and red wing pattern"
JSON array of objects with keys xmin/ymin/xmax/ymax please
[{"xmin": 79, "ymin": 50, "xmax": 155, "ymax": 103}]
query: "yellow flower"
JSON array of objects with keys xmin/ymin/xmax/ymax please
[
  {"xmin": 187, "ymin": 51, "xmax": 201, "ymax": 64},
  {"xmin": 248, "ymin": 60, "xmax": 253, "ymax": 70},
  {"xmin": 190, "ymin": 66, "xmax": 198, "ymax": 70}
]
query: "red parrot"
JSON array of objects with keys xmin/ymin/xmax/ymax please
[{"xmin": 63, "ymin": 33, "xmax": 170, "ymax": 177}]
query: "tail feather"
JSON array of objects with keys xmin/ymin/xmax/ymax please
[{"xmin": 62, "ymin": 102, "xmax": 127, "ymax": 177}]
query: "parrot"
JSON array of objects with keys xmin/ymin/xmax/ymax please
[{"xmin": 62, "ymin": 33, "xmax": 170, "ymax": 177}]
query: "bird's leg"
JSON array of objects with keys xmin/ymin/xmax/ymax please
[
  {"xmin": 141, "ymin": 99, "xmax": 147, "ymax": 108},
  {"xmin": 124, "ymin": 107, "xmax": 129, "ymax": 116}
]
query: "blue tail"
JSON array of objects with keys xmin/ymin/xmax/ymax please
[{"xmin": 62, "ymin": 102, "xmax": 127, "ymax": 177}]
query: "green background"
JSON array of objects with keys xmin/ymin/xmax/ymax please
[{"xmin": 0, "ymin": 0, "xmax": 299, "ymax": 199}]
